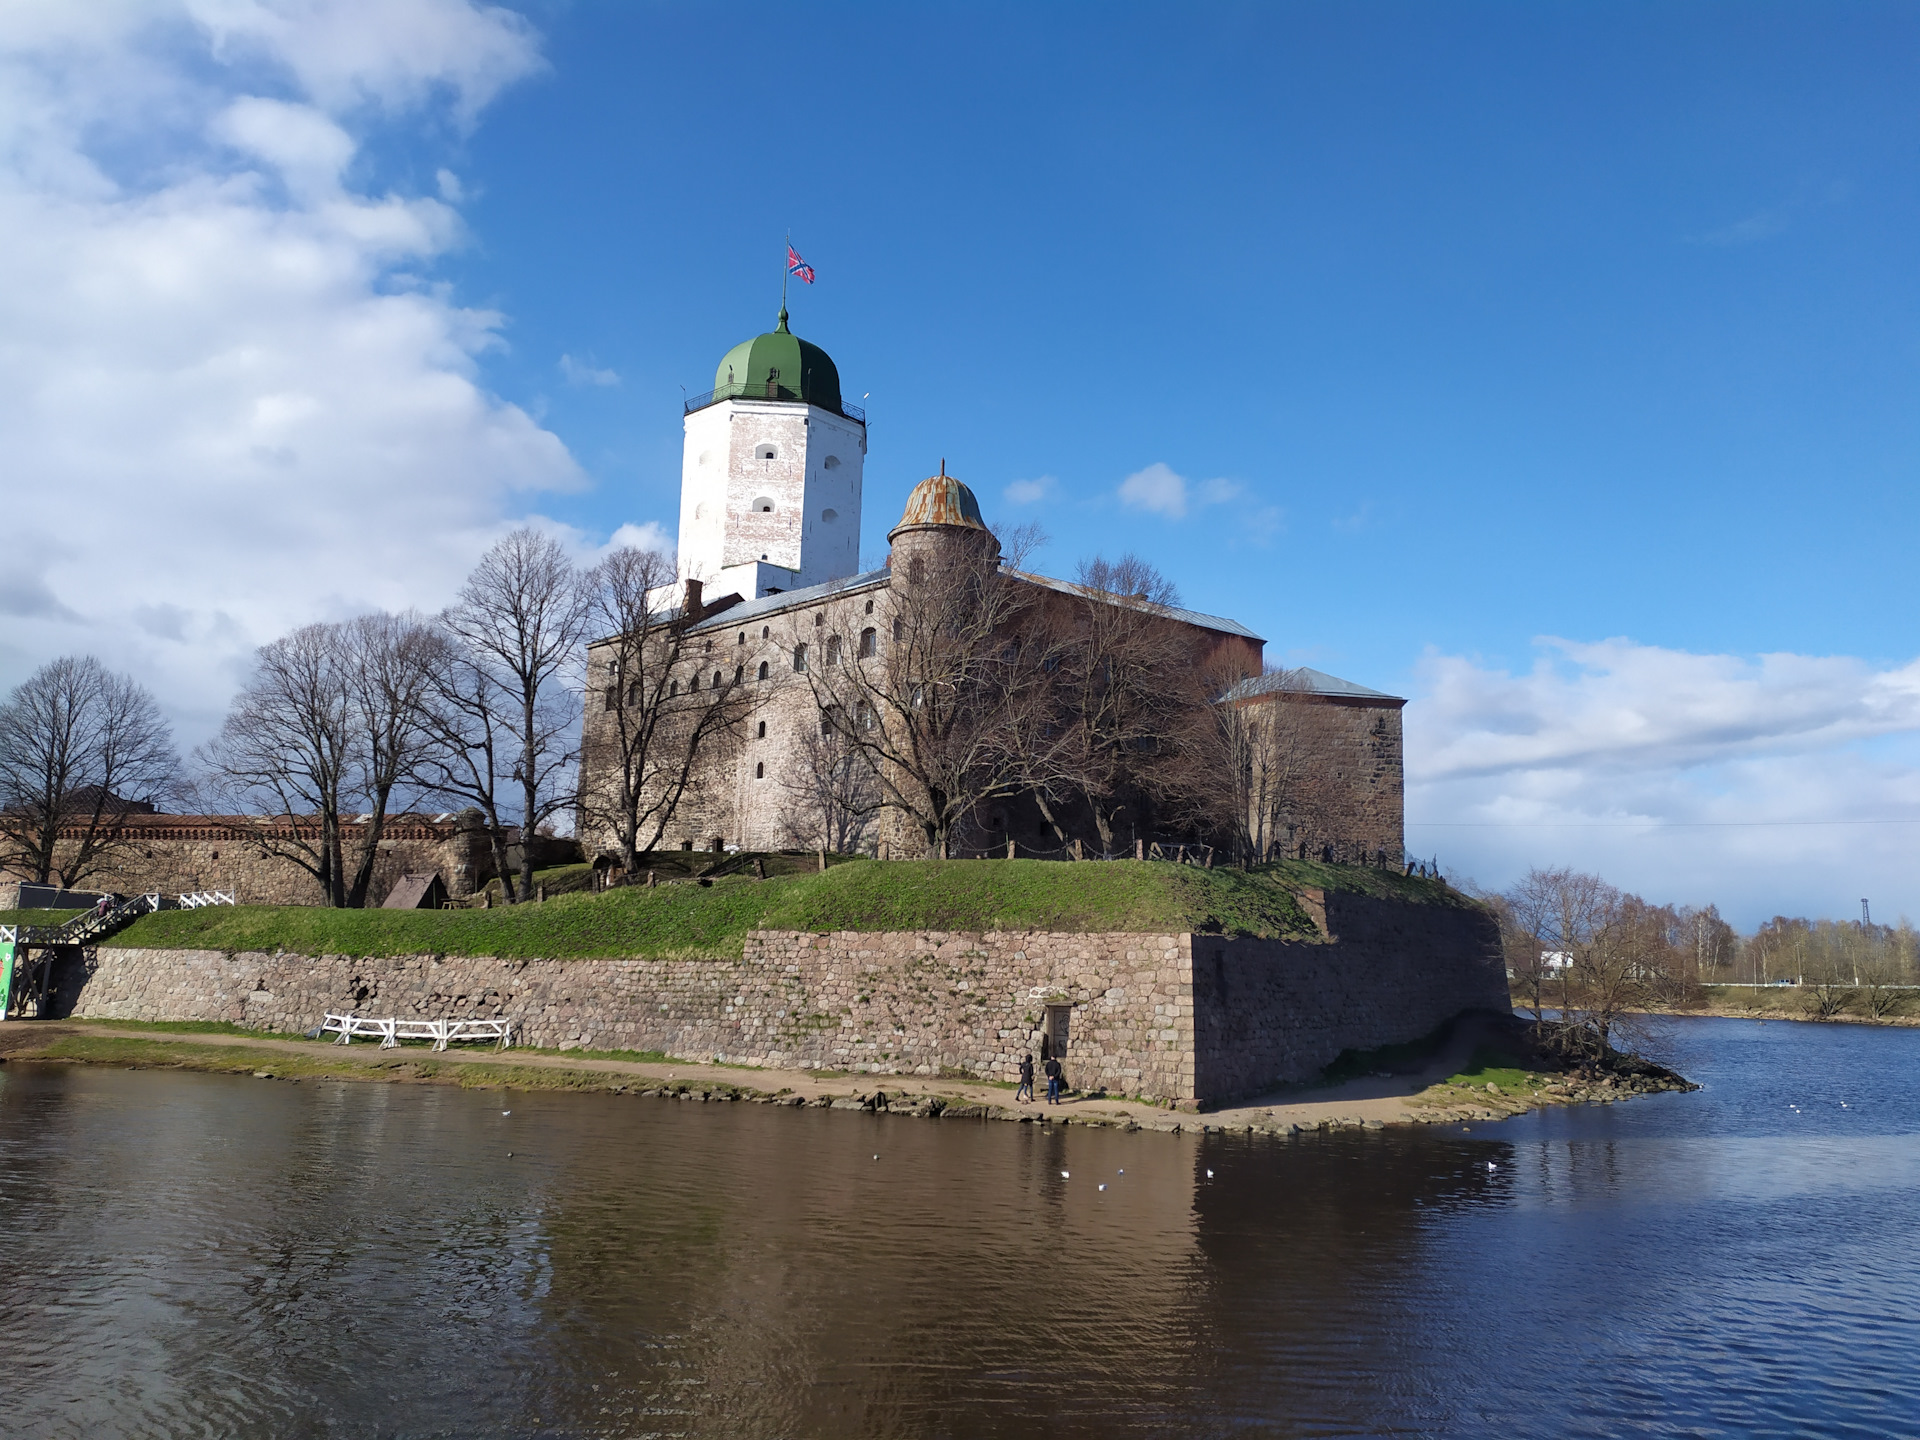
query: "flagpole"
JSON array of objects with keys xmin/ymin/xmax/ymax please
[{"xmin": 781, "ymin": 229, "xmax": 789, "ymax": 316}]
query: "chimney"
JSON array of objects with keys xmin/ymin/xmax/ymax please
[{"xmin": 682, "ymin": 578, "xmax": 704, "ymax": 619}]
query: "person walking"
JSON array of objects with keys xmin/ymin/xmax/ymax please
[
  {"xmin": 1016, "ymin": 1052, "xmax": 1035, "ymax": 1104},
  {"xmin": 1045, "ymin": 1054, "xmax": 1063, "ymax": 1105}
]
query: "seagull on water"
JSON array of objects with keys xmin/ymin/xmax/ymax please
[
  {"xmin": 1206, "ymin": 1169, "xmax": 1214, "ymax": 1179},
  {"xmin": 1098, "ymin": 1184, "xmax": 1107, "ymax": 1191},
  {"xmin": 1061, "ymin": 1170, "xmax": 1070, "ymax": 1179}
]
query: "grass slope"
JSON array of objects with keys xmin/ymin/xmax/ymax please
[{"xmin": 105, "ymin": 858, "xmax": 1463, "ymax": 962}]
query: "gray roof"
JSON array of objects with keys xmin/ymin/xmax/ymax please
[
  {"xmin": 1009, "ymin": 570, "xmax": 1263, "ymax": 641},
  {"xmin": 1220, "ymin": 667, "xmax": 1402, "ymax": 703},
  {"xmin": 685, "ymin": 568, "xmax": 892, "ymax": 633},
  {"xmin": 685, "ymin": 564, "xmax": 1262, "ymax": 641}
]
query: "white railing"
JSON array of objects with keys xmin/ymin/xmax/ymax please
[
  {"xmin": 319, "ymin": 1012, "xmax": 513, "ymax": 1051},
  {"xmin": 176, "ymin": 891, "xmax": 235, "ymax": 909}
]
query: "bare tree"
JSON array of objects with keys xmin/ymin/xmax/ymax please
[
  {"xmin": 576, "ymin": 546, "xmax": 755, "ymax": 869},
  {"xmin": 199, "ymin": 615, "xmax": 438, "ymax": 907},
  {"xmin": 778, "ymin": 717, "xmax": 881, "ymax": 854},
  {"xmin": 437, "ymin": 529, "xmax": 589, "ymax": 902},
  {"xmin": 798, "ymin": 540, "xmax": 1045, "ymax": 857},
  {"xmin": 1027, "ymin": 554, "xmax": 1199, "ymax": 855},
  {"xmin": 0, "ymin": 656, "xmax": 177, "ymax": 887}
]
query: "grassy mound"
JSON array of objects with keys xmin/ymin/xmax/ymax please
[{"xmin": 103, "ymin": 857, "xmax": 1462, "ymax": 962}]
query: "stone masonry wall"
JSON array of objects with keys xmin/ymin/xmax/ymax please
[
  {"xmin": 57, "ymin": 894, "xmax": 1506, "ymax": 1106},
  {"xmin": 1191, "ymin": 888, "xmax": 1508, "ymax": 1097}
]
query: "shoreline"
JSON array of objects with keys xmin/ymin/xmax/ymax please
[{"xmin": 0, "ymin": 1018, "xmax": 1692, "ymax": 1133}]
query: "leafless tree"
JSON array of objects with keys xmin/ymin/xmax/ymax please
[
  {"xmin": 777, "ymin": 717, "xmax": 881, "ymax": 854},
  {"xmin": 576, "ymin": 545, "xmax": 755, "ymax": 869},
  {"xmin": 797, "ymin": 540, "xmax": 1046, "ymax": 858},
  {"xmin": 1025, "ymin": 554, "xmax": 1199, "ymax": 855},
  {"xmin": 436, "ymin": 529, "xmax": 589, "ymax": 902},
  {"xmin": 199, "ymin": 615, "xmax": 439, "ymax": 907},
  {"xmin": 0, "ymin": 656, "xmax": 177, "ymax": 887}
]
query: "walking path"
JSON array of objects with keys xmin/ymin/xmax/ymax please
[{"xmin": 0, "ymin": 1017, "xmax": 1571, "ymax": 1132}]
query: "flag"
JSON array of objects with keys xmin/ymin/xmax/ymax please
[{"xmin": 787, "ymin": 244, "xmax": 816, "ymax": 284}]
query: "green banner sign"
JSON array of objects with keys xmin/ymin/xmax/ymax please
[{"xmin": 0, "ymin": 933, "xmax": 16, "ymax": 1021}]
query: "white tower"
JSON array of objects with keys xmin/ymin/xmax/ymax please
[{"xmin": 676, "ymin": 308, "xmax": 866, "ymax": 602}]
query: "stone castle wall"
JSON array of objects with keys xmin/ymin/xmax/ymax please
[
  {"xmin": 2, "ymin": 817, "xmax": 497, "ymax": 908},
  {"xmin": 54, "ymin": 893, "xmax": 1504, "ymax": 1105}
]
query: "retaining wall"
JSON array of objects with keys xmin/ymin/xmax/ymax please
[{"xmin": 54, "ymin": 892, "xmax": 1505, "ymax": 1105}]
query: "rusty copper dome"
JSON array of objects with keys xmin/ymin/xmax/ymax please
[{"xmin": 888, "ymin": 465, "xmax": 989, "ymax": 541}]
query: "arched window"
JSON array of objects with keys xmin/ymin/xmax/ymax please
[
  {"xmin": 627, "ymin": 681, "xmax": 641, "ymax": 705},
  {"xmin": 761, "ymin": 625, "xmax": 770, "ymax": 639},
  {"xmin": 757, "ymin": 661, "xmax": 769, "ymax": 680},
  {"xmin": 737, "ymin": 631, "xmax": 746, "ymax": 644},
  {"xmin": 893, "ymin": 618, "xmax": 905, "ymax": 642},
  {"xmin": 859, "ymin": 627, "xmax": 876, "ymax": 657},
  {"xmin": 753, "ymin": 495, "xmax": 776, "ymax": 512},
  {"xmin": 820, "ymin": 508, "xmax": 838, "ymax": 523},
  {"xmin": 602, "ymin": 686, "xmax": 617, "ymax": 711},
  {"xmin": 793, "ymin": 643, "xmax": 808, "ymax": 673},
  {"xmin": 823, "ymin": 455, "xmax": 841, "ymax": 470},
  {"xmin": 669, "ymin": 680, "xmax": 678, "ymax": 696},
  {"xmin": 825, "ymin": 635, "xmax": 841, "ymax": 664},
  {"xmin": 756, "ymin": 445, "xmax": 777, "ymax": 460},
  {"xmin": 688, "ymin": 673, "xmax": 700, "ymax": 692},
  {"xmin": 907, "ymin": 558, "xmax": 925, "ymax": 584},
  {"xmin": 713, "ymin": 671, "xmax": 723, "ymax": 688},
  {"xmin": 755, "ymin": 762, "xmax": 765, "ymax": 779},
  {"xmin": 734, "ymin": 664, "xmax": 744, "ymax": 683},
  {"xmin": 757, "ymin": 721, "xmax": 767, "ymax": 739},
  {"xmin": 864, "ymin": 598, "xmax": 874, "ymax": 614},
  {"xmin": 814, "ymin": 612, "xmax": 824, "ymax": 626}
]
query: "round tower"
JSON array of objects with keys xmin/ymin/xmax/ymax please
[{"xmin": 886, "ymin": 466, "xmax": 999, "ymax": 583}]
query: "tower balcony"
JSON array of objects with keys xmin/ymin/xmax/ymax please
[{"xmin": 683, "ymin": 382, "xmax": 865, "ymax": 425}]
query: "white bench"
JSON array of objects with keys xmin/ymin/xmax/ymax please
[{"xmin": 319, "ymin": 1013, "xmax": 513, "ymax": 1051}]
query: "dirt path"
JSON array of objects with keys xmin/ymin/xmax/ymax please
[{"xmin": 0, "ymin": 1019, "xmax": 1570, "ymax": 1132}]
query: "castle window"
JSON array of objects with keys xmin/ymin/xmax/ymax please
[
  {"xmin": 756, "ymin": 660, "xmax": 769, "ymax": 680},
  {"xmin": 628, "ymin": 681, "xmax": 641, "ymax": 705},
  {"xmin": 669, "ymin": 680, "xmax": 678, "ymax": 696},
  {"xmin": 603, "ymin": 685, "xmax": 617, "ymax": 712},
  {"xmin": 682, "ymin": 840, "xmax": 693, "ymax": 851},
  {"xmin": 864, "ymin": 598, "xmax": 874, "ymax": 614},
  {"xmin": 820, "ymin": 508, "xmax": 838, "ymax": 522},
  {"xmin": 738, "ymin": 632, "xmax": 746, "ymax": 644},
  {"xmin": 825, "ymin": 635, "xmax": 842, "ymax": 664},
  {"xmin": 814, "ymin": 612, "xmax": 824, "ymax": 626},
  {"xmin": 757, "ymin": 721, "xmax": 767, "ymax": 739},
  {"xmin": 793, "ymin": 643, "xmax": 808, "ymax": 673},
  {"xmin": 734, "ymin": 664, "xmax": 744, "ymax": 683},
  {"xmin": 762, "ymin": 626, "xmax": 770, "ymax": 639},
  {"xmin": 859, "ymin": 627, "xmax": 876, "ymax": 657},
  {"xmin": 753, "ymin": 496, "xmax": 776, "ymax": 513},
  {"xmin": 755, "ymin": 762, "xmax": 765, "ymax": 779},
  {"xmin": 856, "ymin": 700, "xmax": 875, "ymax": 731},
  {"xmin": 823, "ymin": 455, "xmax": 841, "ymax": 470},
  {"xmin": 907, "ymin": 558, "xmax": 925, "ymax": 584},
  {"xmin": 756, "ymin": 445, "xmax": 777, "ymax": 460},
  {"xmin": 688, "ymin": 673, "xmax": 699, "ymax": 692},
  {"xmin": 893, "ymin": 618, "xmax": 904, "ymax": 642},
  {"xmin": 713, "ymin": 671, "xmax": 723, "ymax": 688}
]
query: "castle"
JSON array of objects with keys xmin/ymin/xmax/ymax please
[{"xmin": 577, "ymin": 310, "xmax": 1407, "ymax": 865}]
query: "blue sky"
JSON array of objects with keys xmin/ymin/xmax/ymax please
[{"xmin": 4, "ymin": 2, "xmax": 1917, "ymax": 923}]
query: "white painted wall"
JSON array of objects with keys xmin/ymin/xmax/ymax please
[{"xmin": 675, "ymin": 399, "xmax": 866, "ymax": 597}]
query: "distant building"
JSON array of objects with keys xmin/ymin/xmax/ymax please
[{"xmin": 578, "ymin": 311, "xmax": 1406, "ymax": 864}]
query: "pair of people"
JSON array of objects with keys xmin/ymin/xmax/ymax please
[{"xmin": 1015, "ymin": 1052, "xmax": 1066, "ymax": 1105}]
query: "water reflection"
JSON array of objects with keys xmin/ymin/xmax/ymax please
[{"xmin": 1, "ymin": 1015, "xmax": 1916, "ymax": 1438}]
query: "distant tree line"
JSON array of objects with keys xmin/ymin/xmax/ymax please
[{"xmin": 1487, "ymin": 866, "xmax": 1918, "ymax": 1050}]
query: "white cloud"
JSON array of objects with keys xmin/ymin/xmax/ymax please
[
  {"xmin": 602, "ymin": 521, "xmax": 673, "ymax": 558},
  {"xmin": 1116, "ymin": 462, "xmax": 1242, "ymax": 520},
  {"xmin": 559, "ymin": 352, "xmax": 619, "ymax": 387},
  {"xmin": 1407, "ymin": 638, "xmax": 1920, "ymax": 925},
  {"xmin": 1003, "ymin": 474, "xmax": 1055, "ymax": 506},
  {"xmin": 0, "ymin": 1, "xmax": 581, "ymax": 745}
]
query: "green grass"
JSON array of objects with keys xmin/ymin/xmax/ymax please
[
  {"xmin": 101, "ymin": 857, "xmax": 1465, "ymax": 962},
  {"xmin": 79, "ymin": 1018, "xmax": 274, "ymax": 1037},
  {"xmin": 0, "ymin": 909, "xmax": 84, "ymax": 929}
]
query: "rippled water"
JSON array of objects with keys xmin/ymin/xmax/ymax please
[{"xmin": 2, "ymin": 1016, "xmax": 1916, "ymax": 1439}]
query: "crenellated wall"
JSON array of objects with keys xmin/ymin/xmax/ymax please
[{"xmin": 56, "ymin": 893, "xmax": 1505, "ymax": 1106}]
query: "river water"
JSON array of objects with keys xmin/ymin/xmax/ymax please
[{"xmin": 2, "ymin": 1016, "xmax": 1916, "ymax": 1439}]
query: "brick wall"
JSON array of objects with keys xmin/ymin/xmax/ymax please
[{"xmin": 56, "ymin": 892, "xmax": 1504, "ymax": 1105}]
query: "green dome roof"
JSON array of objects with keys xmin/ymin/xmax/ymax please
[{"xmin": 713, "ymin": 308, "xmax": 843, "ymax": 413}]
